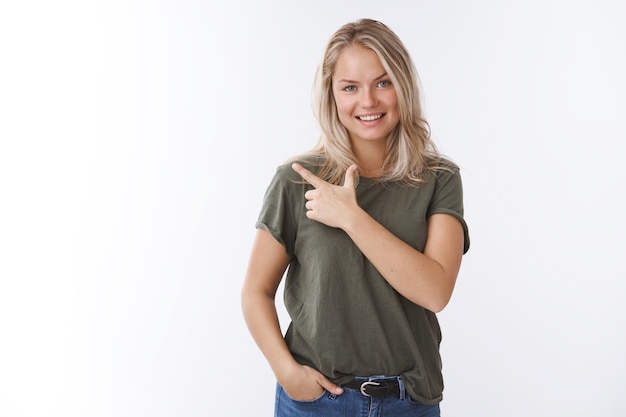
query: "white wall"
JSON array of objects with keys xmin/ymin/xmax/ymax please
[{"xmin": 1, "ymin": 0, "xmax": 625, "ymax": 416}]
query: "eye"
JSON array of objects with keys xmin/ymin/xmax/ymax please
[
  {"xmin": 377, "ymin": 80, "xmax": 391, "ymax": 88},
  {"xmin": 344, "ymin": 85, "xmax": 357, "ymax": 92}
]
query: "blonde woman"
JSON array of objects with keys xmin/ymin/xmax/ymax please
[{"xmin": 242, "ymin": 19, "xmax": 470, "ymax": 417}]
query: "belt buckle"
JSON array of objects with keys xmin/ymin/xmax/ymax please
[{"xmin": 360, "ymin": 381, "xmax": 380, "ymax": 397}]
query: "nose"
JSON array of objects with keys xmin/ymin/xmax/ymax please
[{"xmin": 361, "ymin": 88, "xmax": 378, "ymax": 108}]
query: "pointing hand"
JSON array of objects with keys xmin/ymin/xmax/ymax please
[{"xmin": 292, "ymin": 163, "xmax": 359, "ymax": 229}]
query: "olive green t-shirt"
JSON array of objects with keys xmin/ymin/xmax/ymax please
[{"xmin": 256, "ymin": 158, "xmax": 470, "ymax": 405}]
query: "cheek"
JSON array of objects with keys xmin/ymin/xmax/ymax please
[
  {"xmin": 334, "ymin": 97, "xmax": 351, "ymax": 116},
  {"xmin": 334, "ymin": 98, "xmax": 354, "ymax": 125},
  {"xmin": 386, "ymin": 91, "xmax": 399, "ymax": 112}
]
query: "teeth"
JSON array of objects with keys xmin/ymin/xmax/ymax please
[{"xmin": 358, "ymin": 114, "xmax": 383, "ymax": 121}]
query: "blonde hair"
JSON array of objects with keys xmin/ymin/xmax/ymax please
[{"xmin": 296, "ymin": 19, "xmax": 443, "ymax": 185}]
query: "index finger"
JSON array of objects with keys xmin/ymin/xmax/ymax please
[{"xmin": 292, "ymin": 163, "xmax": 327, "ymax": 188}]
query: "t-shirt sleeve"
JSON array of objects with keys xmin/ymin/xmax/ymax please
[
  {"xmin": 427, "ymin": 166, "xmax": 470, "ymax": 254},
  {"xmin": 255, "ymin": 165, "xmax": 299, "ymax": 257}
]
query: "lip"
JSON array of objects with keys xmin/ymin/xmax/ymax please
[{"xmin": 355, "ymin": 113, "xmax": 385, "ymax": 122}]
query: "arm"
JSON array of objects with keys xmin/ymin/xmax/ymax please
[
  {"xmin": 241, "ymin": 228, "xmax": 344, "ymax": 399},
  {"xmin": 292, "ymin": 163, "xmax": 465, "ymax": 313},
  {"xmin": 343, "ymin": 211, "xmax": 464, "ymax": 313}
]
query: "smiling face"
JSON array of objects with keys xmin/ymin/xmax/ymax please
[{"xmin": 332, "ymin": 45, "xmax": 399, "ymax": 146}]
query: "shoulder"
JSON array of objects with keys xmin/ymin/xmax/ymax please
[
  {"xmin": 421, "ymin": 156, "xmax": 461, "ymax": 184},
  {"xmin": 432, "ymin": 155, "xmax": 460, "ymax": 172},
  {"xmin": 276, "ymin": 155, "xmax": 326, "ymax": 177},
  {"xmin": 266, "ymin": 155, "xmax": 325, "ymax": 190}
]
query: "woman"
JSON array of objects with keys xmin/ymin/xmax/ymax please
[{"xmin": 241, "ymin": 19, "xmax": 470, "ymax": 416}]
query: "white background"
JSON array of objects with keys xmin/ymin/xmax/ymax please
[{"xmin": 1, "ymin": 0, "xmax": 625, "ymax": 416}]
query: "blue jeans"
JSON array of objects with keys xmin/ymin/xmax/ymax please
[{"xmin": 274, "ymin": 376, "xmax": 440, "ymax": 417}]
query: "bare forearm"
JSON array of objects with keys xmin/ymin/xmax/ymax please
[
  {"xmin": 342, "ymin": 209, "xmax": 459, "ymax": 312},
  {"xmin": 242, "ymin": 289, "xmax": 345, "ymax": 398}
]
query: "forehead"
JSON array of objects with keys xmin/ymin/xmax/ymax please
[{"xmin": 333, "ymin": 45, "xmax": 385, "ymax": 80}]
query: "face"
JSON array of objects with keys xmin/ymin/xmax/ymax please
[{"xmin": 332, "ymin": 45, "xmax": 399, "ymax": 146}]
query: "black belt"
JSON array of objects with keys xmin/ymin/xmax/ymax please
[{"xmin": 343, "ymin": 379, "xmax": 401, "ymax": 397}]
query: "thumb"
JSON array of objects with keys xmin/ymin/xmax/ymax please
[
  {"xmin": 343, "ymin": 164, "xmax": 358, "ymax": 189},
  {"xmin": 316, "ymin": 375, "xmax": 344, "ymax": 395}
]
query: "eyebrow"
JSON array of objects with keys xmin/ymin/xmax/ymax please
[{"xmin": 336, "ymin": 72, "xmax": 388, "ymax": 84}]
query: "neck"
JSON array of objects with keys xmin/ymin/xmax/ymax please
[
  {"xmin": 352, "ymin": 146, "xmax": 386, "ymax": 178},
  {"xmin": 351, "ymin": 138, "xmax": 386, "ymax": 172}
]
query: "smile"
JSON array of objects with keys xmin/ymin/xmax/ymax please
[{"xmin": 357, "ymin": 114, "xmax": 384, "ymax": 121}]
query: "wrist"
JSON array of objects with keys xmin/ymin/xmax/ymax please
[
  {"xmin": 341, "ymin": 206, "xmax": 368, "ymax": 235},
  {"xmin": 272, "ymin": 357, "xmax": 301, "ymax": 384}
]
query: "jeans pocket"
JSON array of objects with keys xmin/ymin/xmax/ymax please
[
  {"xmin": 406, "ymin": 394, "xmax": 422, "ymax": 405},
  {"xmin": 405, "ymin": 395, "xmax": 441, "ymax": 416},
  {"xmin": 279, "ymin": 384, "xmax": 327, "ymax": 403}
]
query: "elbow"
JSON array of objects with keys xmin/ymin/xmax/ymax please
[
  {"xmin": 406, "ymin": 292, "xmax": 450, "ymax": 313},
  {"xmin": 423, "ymin": 290, "xmax": 453, "ymax": 314},
  {"xmin": 240, "ymin": 285, "xmax": 257, "ymax": 318},
  {"xmin": 241, "ymin": 283, "xmax": 276, "ymax": 320},
  {"xmin": 425, "ymin": 272, "xmax": 457, "ymax": 313},
  {"xmin": 240, "ymin": 284, "xmax": 255, "ymax": 319},
  {"xmin": 428, "ymin": 298, "xmax": 449, "ymax": 314},
  {"xmin": 240, "ymin": 287, "xmax": 260, "ymax": 329}
]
